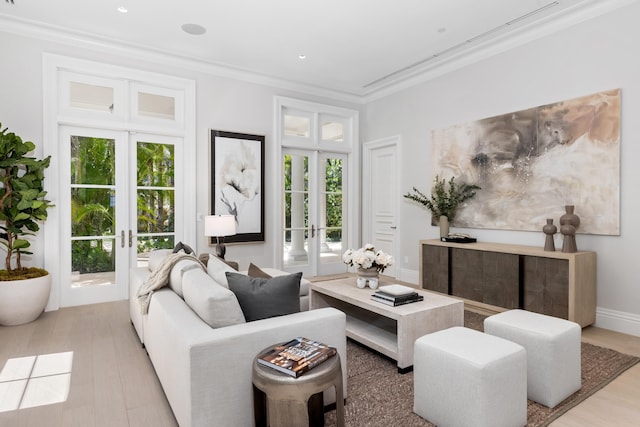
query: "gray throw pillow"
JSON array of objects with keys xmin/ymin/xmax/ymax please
[
  {"xmin": 172, "ymin": 241, "xmax": 194, "ymax": 254},
  {"xmin": 226, "ymin": 272, "xmax": 302, "ymax": 321}
]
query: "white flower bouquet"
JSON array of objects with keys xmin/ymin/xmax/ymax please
[{"xmin": 342, "ymin": 244, "xmax": 394, "ymax": 273}]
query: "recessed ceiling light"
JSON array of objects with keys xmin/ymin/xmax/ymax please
[
  {"xmin": 437, "ymin": 27, "xmax": 447, "ymax": 33},
  {"xmin": 117, "ymin": 6, "xmax": 128, "ymax": 13},
  {"xmin": 181, "ymin": 23, "xmax": 207, "ymax": 36},
  {"xmin": 298, "ymin": 54, "xmax": 306, "ymax": 60}
]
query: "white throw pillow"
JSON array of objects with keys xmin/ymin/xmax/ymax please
[
  {"xmin": 182, "ymin": 268, "xmax": 246, "ymax": 328},
  {"xmin": 168, "ymin": 258, "xmax": 202, "ymax": 298},
  {"xmin": 207, "ymin": 254, "xmax": 238, "ymax": 288},
  {"xmin": 147, "ymin": 249, "xmax": 172, "ymax": 272}
]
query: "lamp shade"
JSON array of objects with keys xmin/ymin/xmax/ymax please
[{"xmin": 204, "ymin": 215, "xmax": 237, "ymax": 237}]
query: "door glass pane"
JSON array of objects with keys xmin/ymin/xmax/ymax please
[
  {"xmin": 136, "ymin": 141, "xmax": 176, "ymax": 257},
  {"xmin": 70, "ymin": 136, "xmax": 116, "ymax": 287},
  {"xmin": 71, "ymin": 136, "xmax": 115, "ymax": 185},
  {"xmin": 71, "ymin": 239, "xmax": 115, "ymax": 287},
  {"xmin": 284, "ymin": 115, "xmax": 310, "ymax": 138},
  {"xmin": 138, "ymin": 92, "xmax": 176, "ymax": 120},
  {"xmin": 283, "ymin": 153, "xmax": 309, "ymax": 267},
  {"xmin": 70, "ymin": 188, "xmax": 115, "ymax": 236},
  {"xmin": 321, "ymin": 121, "xmax": 344, "ymax": 142},
  {"xmin": 69, "ymin": 82, "xmax": 113, "ymax": 112},
  {"xmin": 321, "ymin": 157, "xmax": 343, "ymax": 264}
]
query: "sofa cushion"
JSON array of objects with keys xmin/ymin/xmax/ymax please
[
  {"xmin": 207, "ymin": 254, "xmax": 239, "ymax": 288},
  {"xmin": 226, "ymin": 272, "xmax": 301, "ymax": 321},
  {"xmin": 147, "ymin": 249, "xmax": 173, "ymax": 272},
  {"xmin": 201, "ymin": 253, "xmax": 239, "ymax": 272},
  {"xmin": 168, "ymin": 258, "xmax": 202, "ymax": 298},
  {"xmin": 182, "ymin": 268, "xmax": 246, "ymax": 328},
  {"xmin": 247, "ymin": 263, "xmax": 272, "ymax": 279}
]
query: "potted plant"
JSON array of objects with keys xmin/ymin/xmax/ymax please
[
  {"xmin": 404, "ymin": 175, "xmax": 480, "ymax": 237},
  {"xmin": 0, "ymin": 123, "xmax": 54, "ymax": 326}
]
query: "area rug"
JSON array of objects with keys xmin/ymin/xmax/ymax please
[{"xmin": 324, "ymin": 310, "xmax": 639, "ymax": 427}]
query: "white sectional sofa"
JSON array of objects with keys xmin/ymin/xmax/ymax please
[{"xmin": 129, "ymin": 251, "xmax": 347, "ymax": 427}]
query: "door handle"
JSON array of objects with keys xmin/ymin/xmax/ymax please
[
  {"xmin": 390, "ymin": 226, "xmax": 397, "ymax": 229},
  {"xmin": 129, "ymin": 230, "xmax": 133, "ymax": 248},
  {"xmin": 121, "ymin": 230, "xmax": 125, "ymax": 248},
  {"xmin": 311, "ymin": 224, "xmax": 316, "ymax": 238}
]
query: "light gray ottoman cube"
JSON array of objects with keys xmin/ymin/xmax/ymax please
[
  {"xmin": 484, "ymin": 309, "xmax": 581, "ymax": 408},
  {"xmin": 413, "ymin": 326, "xmax": 527, "ymax": 427}
]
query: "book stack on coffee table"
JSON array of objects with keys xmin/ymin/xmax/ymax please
[{"xmin": 371, "ymin": 284, "xmax": 424, "ymax": 306}]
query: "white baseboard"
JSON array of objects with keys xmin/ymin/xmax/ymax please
[
  {"xmin": 595, "ymin": 307, "xmax": 640, "ymax": 337},
  {"xmin": 397, "ymin": 268, "xmax": 640, "ymax": 337}
]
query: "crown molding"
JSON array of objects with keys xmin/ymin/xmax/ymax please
[
  {"xmin": 0, "ymin": 14, "xmax": 365, "ymax": 105},
  {"xmin": 362, "ymin": 0, "xmax": 638, "ymax": 102},
  {"xmin": 1, "ymin": 0, "xmax": 636, "ymax": 105}
]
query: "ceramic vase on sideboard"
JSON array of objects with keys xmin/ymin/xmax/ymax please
[
  {"xmin": 543, "ymin": 218, "xmax": 557, "ymax": 251},
  {"xmin": 560, "ymin": 205, "xmax": 580, "ymax": 253},
  {"xmin": 439, "ymin": 215, "xmax": 449, "ymax": 238}
]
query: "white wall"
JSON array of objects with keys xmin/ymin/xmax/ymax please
[
  {"xmin": 363, "ymin": 2, "xmax": 640, "ymax": 335},
  {"xmin": 0, "ymin": 31, "xmax": 361, "ymax": 293},
  {"xmin": 2, "ymin": 3, "xmax": 639, "ymax": 335}
]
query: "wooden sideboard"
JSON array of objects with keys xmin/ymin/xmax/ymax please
[{"xmin": 419, "ymin": 239, "xmax": 596, "ymax": 327}]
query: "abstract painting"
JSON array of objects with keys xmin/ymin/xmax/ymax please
[
  {"xmin": 431, "ymin": 89, "xmax": 620, "ymax": 235},
  {"xmin": 210, "ymin": 130, "xmax": 265, "ymax": 243}
]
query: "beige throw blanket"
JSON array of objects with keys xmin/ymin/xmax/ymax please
[{"xmin": 137, "ymin": 252, "xmax": 206, "ymax": 314}]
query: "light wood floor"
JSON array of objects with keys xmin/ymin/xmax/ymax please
[
  {"xmin": 1, "ymin": 300, "xmax": 638, "ymax": 426},
  {"xmin": 0, "ymin": 301, "xmax": 176, "ymax": 427}
]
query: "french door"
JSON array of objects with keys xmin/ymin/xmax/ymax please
[
  {"xmin": 59, "ymin": 126, "xmax": 179, "ymax": 306},
  {"xmin": 282, "ymin": 149, "xmax": 348, "ymax": 276}
]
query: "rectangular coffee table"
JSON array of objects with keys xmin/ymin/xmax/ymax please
[{"xmin": 309, "ymin": 278, "xmax": 464, "ymax": 372}]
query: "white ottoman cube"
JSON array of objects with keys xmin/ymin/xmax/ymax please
[
  {"xmin": 414, "ymin": 326, "xmax": 527, "ymax": 427},
  {"xmin": 484, "ymin": 309, "xmax": 581, "ymax": 408}
]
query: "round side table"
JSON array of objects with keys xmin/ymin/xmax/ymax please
[{"xmin": 252, "ymin": 346, "xmax": 345, "ymax": 427}]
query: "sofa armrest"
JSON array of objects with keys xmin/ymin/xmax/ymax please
[
  {"xmin": 129, "ymin": 266, "xmax": 148, "ymax": 344},
  {"xmin": 144, "ymin": 291, "xmax": 346, "ymax": 427}
]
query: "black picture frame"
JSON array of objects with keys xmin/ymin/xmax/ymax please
[{"xmin": 210, "ymin": 130, "xmax": 265, "ymax": 244}]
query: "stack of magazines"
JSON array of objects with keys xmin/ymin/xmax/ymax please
[
  {"xmin": 256, "ymin": 337, "xmax": 337, "ymax": 377},
  {"xmin": 371, "ymin": 284, "xmax": 424, "ymax": 306}
]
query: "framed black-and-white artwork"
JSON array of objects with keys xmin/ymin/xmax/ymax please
[{"xmin": 210, "ymin": 130, "xmax": 265, "ymax": 243}]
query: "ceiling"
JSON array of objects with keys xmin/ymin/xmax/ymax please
[{"xmin": 0, "ymin": 0, "xmax": 627, "ymax": 101}]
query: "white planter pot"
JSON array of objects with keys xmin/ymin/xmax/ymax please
[{"xmin": 0, "ymin": 273, "xmax": 52, "ymax": 326}]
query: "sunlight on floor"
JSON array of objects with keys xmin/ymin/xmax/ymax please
[{"xmin": 0, "ymin": 351, "xmax": 73, "ymax": 412}]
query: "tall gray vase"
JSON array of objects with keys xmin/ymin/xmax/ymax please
[{"xmin": 439, "ymin": 215, "xmax": 449, "ymax": 238}]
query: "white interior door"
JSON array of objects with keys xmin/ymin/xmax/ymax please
[
  {"xmin": 363, "ymin": 137, "xmax": 400, "ymax": 278},
  {"xmin": 282, "ymin": 149, "xmax": 348, "ymax": 276}
]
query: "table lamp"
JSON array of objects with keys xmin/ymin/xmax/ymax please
[{"xmin": 204, "ymin": 214, "xmax": 236, "ymax": 259}]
